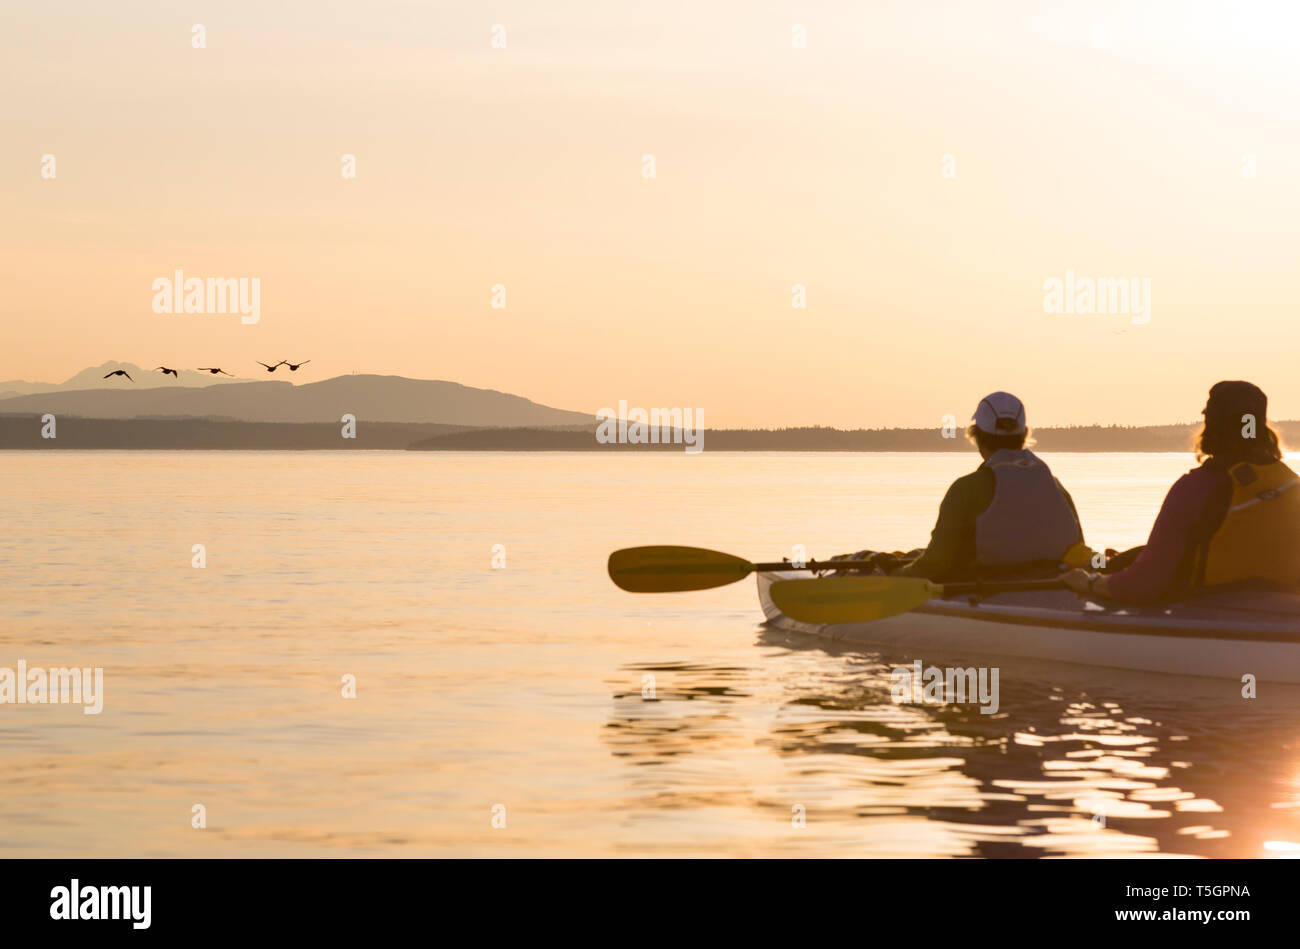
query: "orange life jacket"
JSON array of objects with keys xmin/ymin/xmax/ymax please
[{"xmin": 1198, "ymin": 460, "xmax": 1300, "ymax": 590}]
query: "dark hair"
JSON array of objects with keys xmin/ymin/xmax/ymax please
[
  {"xmin": 966, "ymin": 423, "xmax": 1032, "ymax": 454},
  {"xmin": 1195, "ymin": 418, "xmax": 1282, "ymax": 465},
  {"xmin": 1195, "ymin": 381, "xmax": 1283, "ymax": 465}
]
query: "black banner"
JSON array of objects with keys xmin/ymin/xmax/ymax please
[{"xmin": 0, "ymin": 858, "xmax": 1280, "ymax": 935}]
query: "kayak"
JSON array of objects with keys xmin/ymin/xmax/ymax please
[{"xmin": 757, "ymin": 570, "xmax": 1300, "ymax": 684}]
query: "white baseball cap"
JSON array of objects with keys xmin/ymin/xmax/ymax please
[{"xmin": 973, "ymin": 391, "xmax": 1027, "ymax": 435}]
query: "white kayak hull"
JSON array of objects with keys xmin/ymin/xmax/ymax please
[{"xmin": 757, "ymin": 571, "xmax": 1300, "ymax": 684}]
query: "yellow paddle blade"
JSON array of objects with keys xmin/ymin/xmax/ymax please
[
  {"xmin": 769, "ymin": 576, "xmax": 940, "ymax": 624},
  {"xmin": 608, "ymin": 546, "xmax": 755, "ymax": 592},
  {"xmin": 1060, "ymin": 542, "xmax": 1096, "ymax": 568}
]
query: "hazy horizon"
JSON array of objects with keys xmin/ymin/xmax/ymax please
[{"xmin": 1, "ymin": 359, "xmax": 1295, "ymax": 430}]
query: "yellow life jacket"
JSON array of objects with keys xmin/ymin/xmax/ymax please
[{"xmin": 1199, "ymin": 460, "xmax": 1300, "ymax": 590}]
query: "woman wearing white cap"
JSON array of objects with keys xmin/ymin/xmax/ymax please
[{"xmin": 891, "ymin": 392, "xmax": 1084, "ymax": 581}]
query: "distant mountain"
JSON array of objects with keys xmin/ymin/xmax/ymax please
[
  {"xmin": 0, "ymin": 371, "xmax": 592, "ymax": 426},
  {"xmin": 0, "ymin": 361, "xmax": 241, "ymax": 397}
]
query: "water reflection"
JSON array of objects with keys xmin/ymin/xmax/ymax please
[
  {"xmin": 605, "ymin": 630, "xmax": 1300, "ymax": 857},
  {"xmin": 605, "ymin": 662, "xmax": 753, "ymax": 764}
]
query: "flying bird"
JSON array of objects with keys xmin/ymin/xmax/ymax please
[
  {"xmin": 283, "ymin": 360, "xmax": 311, "ymax": 371},
  {"xmin": 103, "ymin": 369, "xmax": 133, "ymax": 381},
  {"xmin": 197, "ymin": 367, "xmax": 233, "ymax": 376},
  {"xmin": 154, "ymin": 366, "xmax": 178, "ymax": 377},
  {"xmin": 257, "ymin": 360, "xmax": 285, "ymax": 372}
]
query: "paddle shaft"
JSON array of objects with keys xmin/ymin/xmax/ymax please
[{"xmin": 749, "ymin": 560, "xmax": 882, "ymax": 573}]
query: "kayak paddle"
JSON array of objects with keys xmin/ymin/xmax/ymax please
[
  {"xmin": 768, "ymin": 575, "xmax": 1066, "ymax": 625},
  {"xmin": 607, "ymin": 545, "xmax": 881, "ymax": 593}
]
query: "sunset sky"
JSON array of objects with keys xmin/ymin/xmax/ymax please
[{"xmin": 4, "ymin": 1, "xmax": 1300, "ymax": 428}]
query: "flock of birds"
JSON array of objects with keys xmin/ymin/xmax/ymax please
[{"xmin": 102, "ymin": 360, "xmax": 310, "ymax": 382}]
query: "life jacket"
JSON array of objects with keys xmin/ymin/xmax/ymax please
[
  {"xmin": 1198, "ymin": 460, "xmax": 1300, "ymax": 590},
  {"xmin": 975, "ymin": 449, "xmax": 1080, "ymax": 567}
]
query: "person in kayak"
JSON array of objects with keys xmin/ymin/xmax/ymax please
[
  {"xmin": 887, "ymin": 391, "xmax": 1084, "ymax": 581},
  {"xmin": 1063, "ymin": 381, "xmax": 1299, "ymax": 603}
]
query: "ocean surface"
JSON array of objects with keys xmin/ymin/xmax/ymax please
[{"xmin": 2, "ymin": 450, "xmax": 1298, "ymax": 858}]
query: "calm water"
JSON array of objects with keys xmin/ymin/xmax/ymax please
[{"xmin": 1, "ymin": 451, "xmax": 1298, "ymax": 858}]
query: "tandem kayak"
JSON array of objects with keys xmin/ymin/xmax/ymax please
[{"xmin": 757, "ymin": 570, "xmax": 1300, "ymax": 684}]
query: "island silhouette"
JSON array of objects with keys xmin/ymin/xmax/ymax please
[{"xmin": 2, "ymin": 362, "xmax": 1295, "ymax": 451}]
